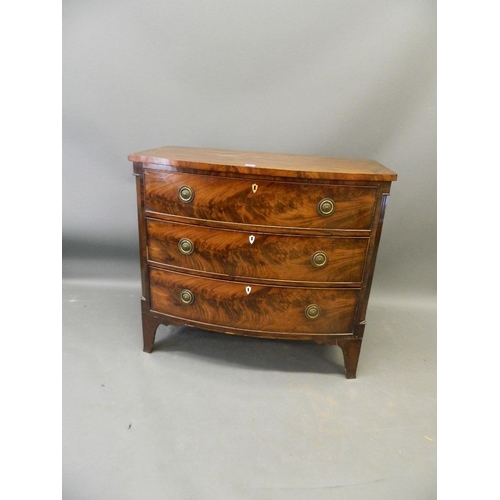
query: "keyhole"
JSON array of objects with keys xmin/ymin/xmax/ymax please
[
  {"xmin": 249, "ymin": 235, "xmax": 255, "ymax": 244},
  {"xmin": 245, "ymin": 286, "xmax": 252, "ymax": 295},
  {"xmin": 252, "ymin": 183, "xmax": 258, "ymax": 193}
]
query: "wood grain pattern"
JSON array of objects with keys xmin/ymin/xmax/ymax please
[
  {"xmin": 131, "ymin": 147, "xmax": 396, "ymax": 379},
  {"xmin": 140, "ymin": 311, "xmax": 358, "ymax": 342},
  {"xmin": 128, "ymin": 146, "xmax": 397, "ymax": 181},
  {"xmin": 149, "ymin": 268, "xmax": 359, "ymax": 335},
  {"xmin": 146, "ymin": 218, "xmax": 369, "ymax": 285},
  {"xmin": 144, "ymin": 170, "xmax": 377, "ymax": 230}
]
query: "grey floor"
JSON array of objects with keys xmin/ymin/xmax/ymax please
[{"xmin": 63, "ymin": 258, "xmax": 436, "ymax": 500}]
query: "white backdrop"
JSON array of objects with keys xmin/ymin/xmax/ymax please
[{"xmin": 63, "ymin": 0, "xmax": 436, "ymax": 297}]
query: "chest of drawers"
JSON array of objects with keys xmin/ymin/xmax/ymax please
[{"xmin": 129, "ymin": 146, "xmax": 397, "ymax": 378}]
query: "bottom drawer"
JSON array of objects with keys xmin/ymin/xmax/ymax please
[{"xmin": 149, "ymin": 268, "xmax": 359, "ymax": 335}]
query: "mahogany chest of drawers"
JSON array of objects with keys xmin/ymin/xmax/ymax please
[{"xmin": 129, "ymin": 146, "xmax": 397, "ymax": 378}]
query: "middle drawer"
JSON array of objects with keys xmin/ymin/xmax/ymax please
[{"xmin": 147, "ymin": 219, "xmax": 369, "ymax": 285}]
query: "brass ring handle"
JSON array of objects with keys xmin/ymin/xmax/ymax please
[
  {"xmin": 178, "ymin": 185, "xmax": 194, "ymax": 203},
  {"xmin": 305, "ymin": 304, "xmax": 321, "ymax": 320},
  {"xmin": 180, "ymin": 289, "xmax": 195, "ymax": 305},
  {"xmin": 178, "ymin": 238, "xmax": 194, "ymax": 255},
  {"xmin": 311, "ymin": 251, "xmax": 328, "ymax": 268},
  {"xmin": 317, "ymin": 198, "xmax": 335, "ymax": 216}
]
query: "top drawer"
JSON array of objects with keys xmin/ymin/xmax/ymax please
[{"xmin": 144, "ymin": 171, "xmax": 377, "ymax": 230}]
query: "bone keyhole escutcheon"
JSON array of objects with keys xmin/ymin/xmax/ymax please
[
  {"xmin": 246, "ymin": 286, "xmax": 252, "ymax": 295},
  {"xmin": 252, "ymin": 183, "xmax": 258, "ymax": 193},
  {"xmin": 249, "ymin": 235, "xmax": 255, "ymax": 244}
]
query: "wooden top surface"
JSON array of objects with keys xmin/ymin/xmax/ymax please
[{"xmin": 128, "ymin": 146, "xmax": 397, "ymax": 181}]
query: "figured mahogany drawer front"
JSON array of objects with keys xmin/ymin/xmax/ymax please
[
  {"xmin": 147, "ymin": 219, "xmax": 369, "ymax": 284},
  {"xmin": 144, "ymin": 171, "xmax": 377, "ymax": 230},
  {"xmin": 149, "ymin": 268, "xmax": 359, "ymax": 334}
]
